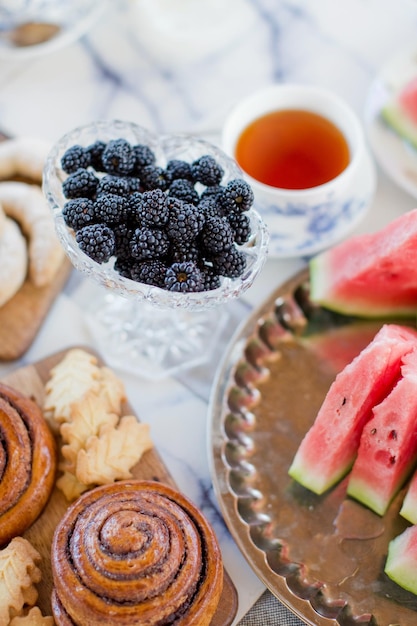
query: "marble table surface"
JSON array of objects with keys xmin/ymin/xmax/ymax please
[{"xmin": 1, "ymin": 0, "xmax": 417, "ymax": 623}]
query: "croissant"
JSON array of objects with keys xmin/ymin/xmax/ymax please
[
  {"xmin": 0, "ymin": 383, "xmax": 57, "ymax": 546},
  {"xmin": 51, "ymin": 480, "xmax": 224, "ymax": 625}
]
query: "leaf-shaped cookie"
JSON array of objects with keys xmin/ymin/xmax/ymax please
[
  {"xmin": 43, "ymin": 349, "xmax": 101, "ymax": 426},
  {"xmin": 76, "ymin": 416, "xmax": 153, "ymax": 486},
  {"xmin": 0, "ymin": 537, "xmax": 41, "ymax": 624},
  {"xmin": 60, "ymin": 391, "xmax": 119, "ymax": 453},
  {"xmin": 10, "ymin": 606, "xmax": 54, "ymax": 625},
  {"xmin": 56, "ymin": 470, "xmax": 90, "ymax": 502},
  {"xmin": 98, "ymin": 367, "xmax": 127, "ymax": 415}
]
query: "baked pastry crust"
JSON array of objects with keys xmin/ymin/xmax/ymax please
[
  {"xmin": 0, "ymin": 383, "xmax": 57, "ymax": 546},
  {"xmin": 51, "ymin": 480, "xmax": 224, "ymax": 625},
  {"xmin": 0, "ymin": 212, "xmax": 28, "ymax": 307}
]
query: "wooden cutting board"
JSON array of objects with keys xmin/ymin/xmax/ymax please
[
  {"xmin": 2, "ymin": 347, "xmax": 239, "ymax": 626},
  {"xmin": 0, "ymin": 258, "xmax": 72, "ymax": 361}
]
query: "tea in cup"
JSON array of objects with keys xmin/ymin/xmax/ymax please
[{"xmin": 222, "ymin": 84, "xmax": 376, "ymax": 257}]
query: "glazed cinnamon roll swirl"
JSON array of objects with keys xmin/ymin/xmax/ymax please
[
  {"xmin": 51, "ymin": 480, "xmax": 224, "ymax": 626},
  {"xmin": 0, "ymin": 382, "xmax": 57, "ymax": 546}
]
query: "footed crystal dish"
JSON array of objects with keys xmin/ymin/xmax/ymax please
[{"xmin": 43, "ymin": 119, "xmax": 269, "ymax": 379}]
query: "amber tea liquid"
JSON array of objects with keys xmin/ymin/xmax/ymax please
[{"xmin": 235, "ymin": 109, "xmax": 350, "ymax": 190}]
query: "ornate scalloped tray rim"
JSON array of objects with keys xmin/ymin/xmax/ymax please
[
  {"xmin": 2, "ymin": 346, "xmax": 238, "ymax": 626},
  {"xmin": 209, "ymin": 267, "xmax": 417, "ymax": 626}
]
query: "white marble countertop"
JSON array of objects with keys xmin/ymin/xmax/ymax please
[{"xmin": 0, "ymin": 0, "xmax": 417, "ymax": 623}]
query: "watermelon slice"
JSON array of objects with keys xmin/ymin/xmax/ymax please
[
  {"xmin": 288, "ymin": 324, "xmax": 417, "ymax": 495},
  {"xmin": 385, "ymin": 525, "xmax": 417, "ymax": 595},
  {"xmin": 347, "ymin": 348, "xmax": 417, "ymax": 516},
  {"xmin": 400, "ymin": 468, "xmax": 417, "ymax": 524},
  {"xmin": 381, "ymin": 76, "xmax": 417, "ymax": 150},
  {"xmin": 310, "ymin": 208, "xmax": 417, "ymax": 318}
]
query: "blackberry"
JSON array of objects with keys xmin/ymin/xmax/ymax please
[
  {"xmin": 62, "ymin": 168, "xmax": 99, "ymax": 199},
  {"xmin": 61, "ymin": 144, "xmax": 91, "ymax": 174},
  {"xmin": 102, "ymin": 138, "xmax": 136, "ymax": 175},
  {"xmin": 114, "ymin": 256, "xmax": 134, "ymax": 279},
  {"xmin": 130, "ymin": 227, "xmax": 170, "ymax": 260},
  {"xmin": 125, "ymin": 176, "xmax": 141, "ymax": 193},
  {"xmin": 200, "ymin": 185, "xmax": 225, "ymax": 203},
  {"xmin": 191, "ymin": 155, "xmax": 224, "ymax": 186},
  {"xmin": 198, "ymin": 196, "xmax": 223, "ymax": 219},
  {"xmin": 212, "ymin": 246, "xmax": 246, "ymax": 278},
  {"xmin": 168, "ymin": 179, "xmax": 199, "ymax": 205},
  {"xmin": 113, "ymin": 222, "xmax": 135, "ymax": 258},
  {"xmin": 169, "ymin": 241, "xmax": 200, "ymax": 264},
  {"xmin": 94, "ymin": 193, "xmax": 129, "ymax": 224},
  {"xmin": 130, "ymin": 260, "xmax": 167, "ymax": 288},
  {"xmin": 137, "ymin": 188, "xmax": 169, "ymax": 227},
  {"xmin": 167, "ymin": 198, "xmax": 205, "ymax": 242},
  {"xmin": 97, "ymin": 175, "xmax": 131, "ymax": 197},
  {"xmin": 227, "ymin": 211, "xmax": 251, "ymax": 244},
  {"xmin": 165, "ymin": 159, "xmax": 193, "ymax": 183},
  {"xmin": 221, "ymin": 178, "xmax": 254, "ymax": 213},
  {"xmin": 86, "ymin": 140, "xmax": 106, "ymax": 171},
  {"xmin": 200, "ymin": 265, "xmax": 221, "ymax": 291},
  {"xmin": 140, "ymin": 165, "xmax": 169, "ymax": 191},
  {"xmin": 128, "ymin": 192, "xmax": 144, "ymax": 224},
  {"xmin": 200, "ymin": 215, "xmax": 234, "ymax": 254},
  {"xmin": 165, "ymin": 261, "xmax": 203, "ymax": 293},
  {"xmin": 62, "ymin": 198, "xmax": 96, "ymax": 231},
  {"xmin": 133, "ymin": 144, "xmax": 156, "ymax": 170},
  {"xmin": 76, "ymin": 223, "xmax": 115, "ymax": 264}
]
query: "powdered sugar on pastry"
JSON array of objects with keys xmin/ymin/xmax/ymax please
[
  {"xmin": 0, "ymin": 137, "xmax": 51, "ymax": 184},
  {"xmin": 0, "ymin": 215, "xmax": 28, "ymax": 307},
  {"xmin": 0, "ymin": 181, "xmax": 64, "ymax": 286}
]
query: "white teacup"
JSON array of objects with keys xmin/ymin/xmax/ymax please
[{"xmin": 222, "ymin": 84, "xmax": 376, "ymax": 258}]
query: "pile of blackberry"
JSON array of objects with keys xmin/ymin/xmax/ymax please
[{"xmin": 60, "ymin": 137, "xmax": 255, "ymax": 293}]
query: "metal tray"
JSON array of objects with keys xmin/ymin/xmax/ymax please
[{"xmin": 210, "ymin": 268, "xmax": 417, "ymax": 626}]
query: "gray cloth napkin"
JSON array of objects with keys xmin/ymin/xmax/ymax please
[{"xmin": 238, "ymin": 590, "xmax": 306, "ymax": 625}]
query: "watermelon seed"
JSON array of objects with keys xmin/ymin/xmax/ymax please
[
  {"xmin": 389, "ymin": 429, "xmax": 397, "ymax": 440},
  {"xmin": 370, "ymin": 428, "xmax": 377, "ymax": 435}
]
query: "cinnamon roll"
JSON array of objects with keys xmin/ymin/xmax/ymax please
[
  {"xmin": 0, "ymin": 382, "xmax": 57, "ymax": 546},
  {"xmin": 51, "ymin": 480, "xmax": 224, "ymax": 625}
]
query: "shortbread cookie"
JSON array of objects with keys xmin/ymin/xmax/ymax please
[
  {"xmin": 0, "ymin": 181, "xmax": 64, "ymax": 286},
  {"xmin": 0, "ymin": 214, "xmax": 28, "ymax": 307},
  {"xmin": 43, "ymin": 349, "xmax": 102, "ymax": 427},
  {"xmin": 44, "ymin": 348, "xmax": 153, "ymax": 500},
  {"xmin": 75, "ymin": 416, "xmax": 152, "ymax": 485},
  {"xmin": 0, "ymin": 137, "xmax": 51, "ymax": 184},
  {"xmin": 10, "ymin": 606, "xmax": 54, "ymax": 625},
  {"xmin": 0, "ymin": 537, "xmax": 42, "ymax": 624}
]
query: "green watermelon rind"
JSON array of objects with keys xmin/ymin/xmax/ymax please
[
  {"xmin": 346, "ymin": 476, "xmax": 387, "ymax": 516},
  {"xmin": 288, "ymin": 456, "xmax": 352, "ymax": 496},
  {"xmin": 381, "ymin": 102, "xmax": 417, "ymax": 151},
  {"xmin": 309, "ymin": 253, "xmax": 417, "ymax": 319},
  {"xmin": 400, "ymin": 471, "xmax": 417, "ymax": 524},
  {"xmin": 385, "ymin": 526, "xmax": 417, "ymax": 595}
]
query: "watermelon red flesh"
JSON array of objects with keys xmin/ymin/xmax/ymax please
[
  {"xmin": 385, "ymin": 525, "xmax": 417, "ymax": 595},
  {"xmin": 288, "ymin": 324, "xmax": 417, "ymax": 495},
  {"xmin": 400, "ymin": 467, "xmax": 417, "ymax": 523},
  {"xmin": 381, "ymin": 76, "xmax": 417, "ymax": 150},
  {"xmin": 347, "ymin": 348, "xmax": 417, "ymax": 516},
  {"xmin": 309, "ymin": 208, "xmax": 417, "ymax": 318}
]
